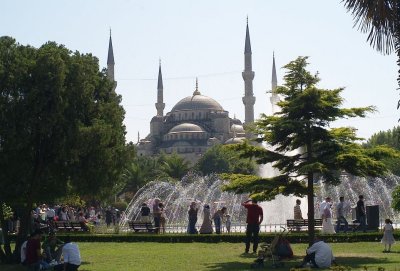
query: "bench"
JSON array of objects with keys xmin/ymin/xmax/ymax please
[
  {"xmin": 286, "ymin": 219, "xmax": 323, "ymax": 231},
  {"xmin": 128, "ymin": 221, "xmax": 156, "ymax": 233},
  {"xmin": 53, "ymin": 221, "xmax": 87, "ymax": 231}
]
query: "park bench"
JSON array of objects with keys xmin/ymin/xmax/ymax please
[
  {"xmin": 53, "ymin": 221, "xmax": 87, "ymax": 231},
  {"xmin": 286, "ymin": 219, "xmax": 323, "ymax": 231},
  {"xmin": 128, "ymin": 221, "xmax": 156, "ymax": 233}
]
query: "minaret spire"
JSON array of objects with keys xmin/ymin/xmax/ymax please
[
  {"xmin": 270, "ymin": 52, "xmax": 280, "ymax": 114},
  {"xmin": 107, "ymin": 29, "xmax": 117, "ymax": 90},
  {"xmin": 155, "ymin": 60, "xmax": 165, "ymax": 116},
  {"xmin": 242, "ymin": 18, "xmax": 256, "ymax": 127},
  {"xmin": 193, "ymin": 77, "xmax": 201, "ymax": 95}
]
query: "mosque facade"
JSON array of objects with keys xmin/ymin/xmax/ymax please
[{"xmin": 106, "ymin": 22, "xmax": 278, "ymax": 164}]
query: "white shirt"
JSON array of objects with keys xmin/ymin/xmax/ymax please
[
  {"xmin": 319, "ymin": 201, "xmax": 328, "ymax": 216},
  {"xmin": 307, "ymin": 241, "xmax": 334, "ymax": 268},
  {"xmin": 46, "ymin": 208, "xmax": 56, "ymax": 218},
  {"xmin": 62, "ymin": 242, "xmax": 81, "ymax": 265}
]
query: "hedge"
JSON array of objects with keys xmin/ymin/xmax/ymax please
[{"xmin": 19, "ymin": 231, "xmax": 396, "ymax": 243}]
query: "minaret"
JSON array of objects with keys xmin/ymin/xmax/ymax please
[
  {"xmin": 107, "ymin": 29, "xmax": 117, "ymax": 90},
  {"xmin": 155, "ymin": 60, "xmax": 165, "ymax": 116},
  {"xmin": 242, "ymin": 18, "xmax": 256, "ymax": 125},
  {"xmin": 270, "ymin": 52, "xmax": 280, "ymax": 114}
]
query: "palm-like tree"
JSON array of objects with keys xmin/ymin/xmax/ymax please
[
  {"xmin": 157, "ymin": 152, "xmax": 191, "ymax": 181},
  {"xmin": 342, "ymin": 0, "xmax": 400, "ymax": 107}
]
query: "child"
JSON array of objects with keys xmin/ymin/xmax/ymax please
[
  {"xmin": 381, "ymin": 218, "xmax": 395, "ymax": 252},
  {"xmin": 225, "ymin": 214, "xmax": 231, "ymax": 234}
]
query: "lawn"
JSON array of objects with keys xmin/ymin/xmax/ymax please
[{"xmin": 2, "ymin": 242, "xmax": 399, "ymax": 271}]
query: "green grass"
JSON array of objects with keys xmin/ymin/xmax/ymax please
[{"xmin": 2, "ymin": 242, "xmax": 399, "ymax": 270}]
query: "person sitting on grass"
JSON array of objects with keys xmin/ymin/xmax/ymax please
[
  {"xmin": 43, "ymin": 232, "xmax": 64, "ymax": 263},
  {"xmin": 54, "ymin": 236, "xmax": 81, "ymax": 271},
  {"xmin": 295, "ymin": 237, "xmax": 337, "ymax": 268}
]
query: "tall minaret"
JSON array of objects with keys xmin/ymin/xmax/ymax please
[
  {"xmin": 155, "ymin": 60, "xmax": 165, "ymax": 116},
  {"xmin": 107, "ymin": 29, "xmax": 117, "ymax": 90},
  {"xmin": 270, "ymin": 52, "xmax": 280, "ymax": 114},
  {"xmin": 242, "ymin": 18, "xmax": 256, "ymax": 125}
]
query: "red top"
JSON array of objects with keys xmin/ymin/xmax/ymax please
[
  {"xmin": 243, "ymin": 203, "xmax": 263, "ymax": 224},
  {"xmin": 26, "ymin": 238, "xmax": 41, "ymax": 265}
]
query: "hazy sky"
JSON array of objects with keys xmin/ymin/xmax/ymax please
[{"xmin": 2, "ymin": 0, "xmax": 398, "ymax": 143}]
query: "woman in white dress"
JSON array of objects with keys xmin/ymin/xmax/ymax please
[{"xmin": 321, "ymin": 204, "xmax": 336, "ymax": 234}]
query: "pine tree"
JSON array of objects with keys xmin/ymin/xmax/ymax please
[{"xmin": 222, "ymin": 56, "xmax": 398, "ymax": 245}]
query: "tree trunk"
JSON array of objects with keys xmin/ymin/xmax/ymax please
[{"xmin": 307, "ymin": 172, "xmax": 315, "ymax": 247}]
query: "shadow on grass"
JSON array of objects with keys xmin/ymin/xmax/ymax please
[{"xmin": 335, "ymin": 256, "xmax": 398, "ymax": 268}]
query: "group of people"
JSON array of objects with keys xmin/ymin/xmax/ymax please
[
  {"xmin": 140, "ymin": 199, "xmax": 167, "ymax": 234},
  {"xmin": 22, "ymin": 230, "xmax": 81, "ymax": 271},
  {"xmin": 188, "ymin": 202, "xmax": 232, "ymax": 234}
]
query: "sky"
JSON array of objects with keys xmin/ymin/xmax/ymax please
[{"xmin": 2, "ymin": 0, "xmax": 399, "ymax": 143}]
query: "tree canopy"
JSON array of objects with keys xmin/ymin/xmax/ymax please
[
  {"xmin": 222, "ymin": 56, "xmax": 397, "ymax": 245},
  {"xmin": 0, "ymin": 36, "xmax": 128, "ymax": 260}
]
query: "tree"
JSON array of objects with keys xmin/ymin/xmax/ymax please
[
  {"xmin": 222, "ymin": 57, "xmax": 397, "ymax": 245},
  {"xmin": 342, "ymin": 0, "xmax": 400, "ymax": 111},
  {"xmin": 157, "ymin": 152, "xmax": 191, "ymax": 181},
  {"xmin": 195, "ymin": 144, "xmax": 256, "ymax": 175},
  {"xmin": 0, "ymin": 36, "xmax": 127, "ymax": 261},
  {"xmin": 364, "ymin": 126, "xmax": 400, "ymax": 175}
]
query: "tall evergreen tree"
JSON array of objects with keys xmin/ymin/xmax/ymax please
[
  {"xmin": 0, "ymin": 37, "xmax": 127, "ymax": 261},
  {"xmin": 223, "ymin": 57, "xmax": 397, "ymax": 245}
]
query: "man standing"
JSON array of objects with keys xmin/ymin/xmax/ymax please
[
  {"xmin": 60, "ymin": 236, "xmax": 81, "ymax": 271},
  {"xmin": 354, "ymin": 195, "xmax": 366, "ymax": 232},
  {"xmin": 242, "ymin": 199, "xmax": 263, "ymax": 254},
  {"xmin": 335, "ymin": 196, "xmax": 348, "ymax": 233}
]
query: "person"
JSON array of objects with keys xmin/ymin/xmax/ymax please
[
  {"xmin": 42, "ymin": 232, "xmax": 64, "ymax": 263},
  {"xmin": 294, "ymin": 199, "xmax": 303, "ymax": 231},
  {"xmin": 25, "ymin": 229, "xmax": 43, "ymax": 271},
  {"xmin": 335, "ymin": 196, "xmax": 349, "ymax": 233},
  {"xmin": 225, "ymin": 214, "xmax": 232, "ymax": 234},
  {"xmin": 212, "ymin": 207, "xmax": 227, "ymax": 234},
  {"xmin": 153, "ymin": 198, "xmax": 161, "ymax": 234},
  {"xmin": 321, "ymin": 203, "xmax": 336, "ymax": 234},
  {"xmin": 105, "ymin": 207, "xmax": 113, "ymax": 227},
  {"xmin": 381, "ymin": 218, "xmax": 395, "ymax": 253},
  {"xmin": 199, "ymin": 204, "xmax": 213, "ymax": 234},
  {"xmin": 159, "ymin": 202, "xmax": 166, "ymax": 234},
  {"xmin": 354, "ymin": 195, "xmax": 366, "ymax": 232},
  {"xmin": 21, "ymin": 238, "xmax": 28, "ymax": 265},
  {"xmin": 296, "ymin": 237, "xmax": 336, "ymax": 268},
  {"xmin": 319, "ymin": 197, "xmax": 331, "ymax": 218},
  {"xmin": 54, "ymin": 236, "xmax": 81, "ymax": 271},
  {"xmin": 77, "ymin": 212, "xmax": 89, "ymax": 231},
  {"xmin": 242, "ymin": 199, "xmax": 263, "ymax": 254},
  {"xmin": 140, "ymin": 203, "xmax": 151, "ymax": 223},
  {"xmin": 187, "ymin": 201, "xmax": 199, "ymax": 234}
]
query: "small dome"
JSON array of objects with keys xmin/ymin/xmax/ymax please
[
  {"xmin": 171, "ymin": 95, "xmax": 224, "ymax": 112},
  {"xmin": 231, "ymin": 117, "xmax": 242, "ymax": 125},
  {"xmin": 168, "ymin": 123, "xmax": 205, "ymax": 133},
  {"xmin": 224, "ymin": 137, "xmax": 245, "ymax": 145},
  {"xmin": 231, "ymin": 124, "xmax": 245, "ymax": 133}
]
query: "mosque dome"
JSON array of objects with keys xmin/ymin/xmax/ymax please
[
  {"xmin": 231, "ymin": 124, "xmax": 245, "ymax": 134},
  {"xmin": 171, "ymin": 94, "xmax": 224, "ymax": 112},
  {"xmin": 168, "ymin": 123, "xmax": 205, "ymax": 133}
]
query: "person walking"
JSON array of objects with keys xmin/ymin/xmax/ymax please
[
  {"xmin": 354, "ymin": 195, "xmax": 366, "ymax": 232},
  {"xmin": 381, "ymin": 218, "xmax": 395, "ymax": 253},
  {"xmin": 242, "ymin": 199, "xmax": 263, "ymax": 254},
  {"xmin": 335, "ymin": 196, "xmax": 348, "ymax": 233}
]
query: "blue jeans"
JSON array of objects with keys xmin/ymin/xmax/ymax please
[
  {"xmin": 214, "ymin": 217, "xmax": 221, "ymax": 234},
  {"xmin": 336, "ymin": 216, "xmax": 348, "ymax": 232},
  {"xmin": 245, "ymin": 224, "xmax": 260, "ymax": 253}
]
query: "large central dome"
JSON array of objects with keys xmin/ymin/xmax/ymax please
[{"xmin": 171, "ymin": 94, "xmax": 224, "ymax": 112}]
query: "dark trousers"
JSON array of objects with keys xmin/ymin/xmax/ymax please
[
  {"xmin": 154, "ymin": 216, "xmax": 160, "ymax": 233},
  {"xmin": 54, "ymin": 263, "xmax": 80, "ymax": 271},
  {"xmin": 214, "ymin": 217, "xmax": 221, "ymax": 234},
  {"xmin": 303, "ymin": 252, "xmax": 318, "ymax": 268},
  {"xmin": 245, "ymin": 224, "xmax": 260, "ymax": 253},
  {"xmin": 354, "ymin": 215, "xmax": 366, "ymax": 232},
  {"xmin": 336, "ymin": 216, "xmax": 348, "ymax": 232},
  {"xmin": 188, "ymin": 218, "xmax": 198, "ymax": 234}
]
